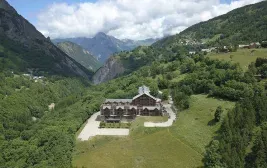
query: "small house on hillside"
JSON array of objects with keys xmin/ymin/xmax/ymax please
[
  {"xmin": 189, "ymin": 51, "xmax": 196, "ymax": 55},
  {"xmin": 239, "ymin": 44, "xmax": 250, "ymax": 49},
  {"xmin": 249, "ymin": 42, "xmax": 261, "ymax": 49}
]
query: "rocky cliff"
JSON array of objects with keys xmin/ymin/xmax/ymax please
[
  {"xmin": 0, "ymin": 0, "xmax": 93, "ymax": 78},
  {"xmin": 56, "ymin": 41, "xmax": 102, "ymax": 72},
  {"xmin": 92, "ymin": 56, "xmax": 125, "ymax": 84}
]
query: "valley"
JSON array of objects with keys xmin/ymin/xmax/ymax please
[
  {"xmin": 1, "ymin": 0, "xmax": 267, "ymax": 168},
  {"xmin": 53, "ymin": 33, "xmax": 157, "ymax": 63}
]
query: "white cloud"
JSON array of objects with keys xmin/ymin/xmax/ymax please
[{"xmin": 37, "ymin": 0, "xmax": 264, "ymax": 40}]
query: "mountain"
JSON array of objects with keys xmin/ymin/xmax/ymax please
[
  {"xmin": 0, "ymin": 0, "xmax": 93, "ymax": 78},
  {"xmin": 93, "ymin": 1, "xmax": 267, "ymax": 84},
  {"xmin": 56, "ymin": 41, "xmax": 102, "ymax": 72},
  {"xmin": 53, "ymin": 33, "xmax": 157, "ymax": 63},
  {"xmin": 154, "ymin": 1, "xmax": 267, "ymax": 48},
  {"xmin": 121, "ymin": 38, "xmax": 160, "ymax": 48}
]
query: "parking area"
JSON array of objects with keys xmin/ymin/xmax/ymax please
[{"xmin": 78, "ymin": 112, "xmax": 129, "ymax": 141}]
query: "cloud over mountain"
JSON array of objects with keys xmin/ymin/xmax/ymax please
[{"xmin": 37, "ymin": 0, "xmax": 263, "ymax": 40}]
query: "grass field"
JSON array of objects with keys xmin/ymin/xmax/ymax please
[
  {"xmin": 72, "ymin": 95, "xmax": 234, "ymax": 168},
  {"xmin": 208, "ymin": 48, "xmax": 267, "ymax": 70}
]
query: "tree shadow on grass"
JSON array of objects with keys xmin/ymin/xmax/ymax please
[{"xmin": 207, "ymin": 119, "xmax": 217, "ymax": 126}]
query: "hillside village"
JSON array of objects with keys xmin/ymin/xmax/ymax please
[{"xmin": 188, "ymin": 41, "xmax": 266, "ymax": 55}]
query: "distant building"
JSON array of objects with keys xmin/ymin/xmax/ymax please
[
  {"xmin": 100, "ymin": 86, "xmax": 164, "ymax": 122},
  {"xmin": 249, "ymin": 42, "xmax": 261, "ymax": 49},
  {"xmin": 201, "ymin": 49, "xmax": 212, "ymax": 53},
  {"xmin": 23, "ymin": 74, "xmax": 31, "ymax": 77},
  {"xmin": 239, "ymin": 44, "xmax": 250, "ymax": 49},
  {"xmin": 189, "ymin": 51, "xmax": 196, "ymax": 55}
]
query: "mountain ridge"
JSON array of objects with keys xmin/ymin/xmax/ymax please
[
  {"xmin": 0, "ymin": 0, "xmax": 93, "ymax": 78},
  {"xmin": 53, "ymin": 33, "xmax": 158, "ymax": 63}
]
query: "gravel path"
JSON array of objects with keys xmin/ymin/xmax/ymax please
[
  {"xmin": 144, "ymin": 104, "xmax": 176, "ymax": 127},
  {"xmin": 144, "ymin": 96, "xmax": 177, "ymax": 127},
  {"xmin": 78, "ymin": 112, "xmax": 129, "ymax": 141}
]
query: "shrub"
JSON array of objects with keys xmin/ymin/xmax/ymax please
[
  {"xmin": 214, "ymin": 106, "xmax": 223, "ymax": 122},
  {"xmin": 100, "ymin": 122, "xmax": 105, "ymax": 128}
]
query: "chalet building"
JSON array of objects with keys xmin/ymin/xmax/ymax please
[
  {"xmin": 100, "ymin": 86, "xmax": 164, "ymax": 122},
  {"xmin": 239, "ymin": 43, "xmax": 260, "ymax": 49}
]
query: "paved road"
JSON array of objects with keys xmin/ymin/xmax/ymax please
[{"xmin": 78, "ymin": 112, "xmax": 129, "ymax": 141}]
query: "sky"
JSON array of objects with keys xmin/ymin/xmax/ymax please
[{"xmin": 7, "ymin": 0, "xmax": 264, "ymax": 40}]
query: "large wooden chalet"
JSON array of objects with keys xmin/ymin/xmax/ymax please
[{"xmin": 100, "ymin": 86, "xmax": 163, "ymax": 122}]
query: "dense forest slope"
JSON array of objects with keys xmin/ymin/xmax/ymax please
[
  {"xmin": 53, "ymin": 32, "xmax": 157, "ymax": 63},
  {"xmin": 56, "ymin": 41, "xmax": 102, "ymax": 72},
  {"xmin": 0, "ymin": 0, "xmax": 93, "ymax": 78},
  {"xmin": 154, "ymin": 1, "xmax": 267, "ymax": 48}
]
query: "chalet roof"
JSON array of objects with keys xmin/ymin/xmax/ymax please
[
  {"xmin": 105, "ymin": 99, "xmax": 132, "ymax": 103},
  {"xmin": 132, "ymin": 92, "xmax": 157, "ymax": 101},
  {"xmin": 115, "ymin": 106, "xmax": 125, "ymax": 109},
  {"xmin": 129, "ymin": 106, "xmax": 137, "ymax": 109},
  {"xmin": 143, "ymin": 106, "xmax": 160, "ymax": 110},
  {"xmin": 103, "ymin": 105, "xmax": 111, "ymax": 109}
]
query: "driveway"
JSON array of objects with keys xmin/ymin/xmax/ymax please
[
  {"xmin": 144, "ymin": 104, "xmax": 176, "ymax": 127},
  {"xmin": 144, "ymin": 96, "xmax": 177, "ymax": 127},
  {"xmin": 78, "ymin": 112, "xmax": 129, "ymax": 141}
]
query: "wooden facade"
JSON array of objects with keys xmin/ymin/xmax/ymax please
[
  {"xmin": 100, "ymin": 86, "xmax": 162, "ymax": 122},
  {"xmin": 132, "ymin": 94, "xmax": 156, "ymax": 106}
]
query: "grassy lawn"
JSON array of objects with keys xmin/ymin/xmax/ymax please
[
  {"xmin": 169, "ymin": 95, "xmax": 234, "ymax": 154},
  {"xmin": 72, "ymin": 95, "xmax": 235, "ymax": 168},
  {"xmin": 208, "ymin": 48, "xmax": 267, "ymax": 70}
]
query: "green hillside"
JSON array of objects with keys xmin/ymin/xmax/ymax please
[
  {"xmin": 57, "ymin": 41, "xmax": 102, "ymax": 72},
  {"xmin": 154, "ymin": 1, "xmax": 267, "ymax": 48},
  {"xmin": 208, "ymin": 48, "xmax": 267, "ymax": 70}
]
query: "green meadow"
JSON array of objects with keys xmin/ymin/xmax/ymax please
[{"xmin": 208, "ymin": 48, "xmax": 267, "ymax": 70}]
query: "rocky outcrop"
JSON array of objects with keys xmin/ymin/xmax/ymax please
[
  {"xmin": 56, "ymin": 41, "xmax": 102, "ymax": 71},
  {"xmin": 92, "ymin": 57, "xmax": 125, "ymax": 84},
  {"xmin": 0, "ymin": 0, "xmax": 92, "ymax": 78}
]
